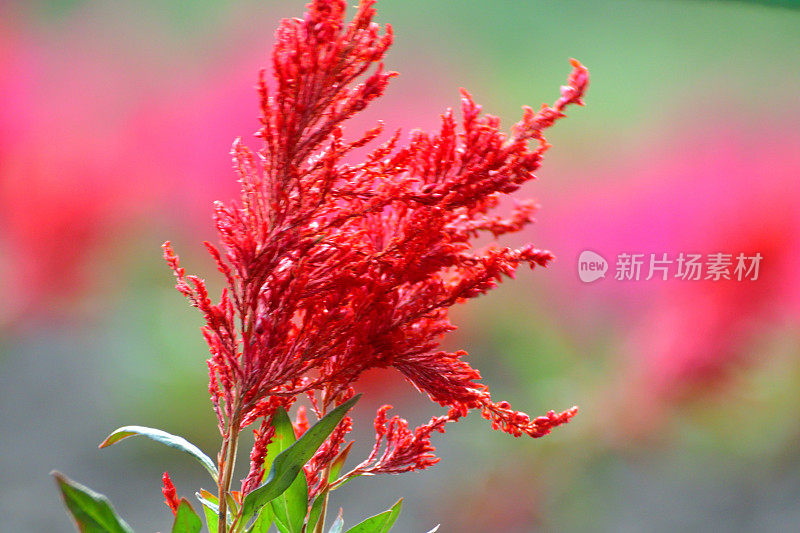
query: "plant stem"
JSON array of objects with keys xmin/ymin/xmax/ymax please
[
  {"xmin": 313, "ymin": 390, "xmax": 331, "ymax": 533},
  {"xmin": 312, "ymin": 469, "xmax": 332, "ymax": 533},
  {"xmin": 218, "ymin": 403, "xmax": 243, "ymax": 533}
]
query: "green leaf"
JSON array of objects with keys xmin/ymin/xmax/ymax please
[
  {"xmin": 249, "ymin": 504, "xmax": 275, "ymax": 533},
  {"xmin": 267, "ymin": 408, "xmax": 308, "ymax": 533},
  {"xmin": 240, "ymin": 395, "xmax": 360, "ymax": 523},
  {"xmin": 344, "ymin": 499, "xmax": 402, "ymax": 533},
  {"xmin": 195, "ymin": 489, "xmax": 218, "ymax": 509},
  {"xmin": 226, "ymin": 492, "xmax": 240, "ymax": 520},
  {"xmin": 307, "ymin": 495, "xmax": 324, "ymax": 532},
  {"xmin": 196, "ymin": 490, "xmax": 220, "ymax": 531},
  {"xmin": 273, "ymin": 511, "xmax": 291, "ymax": 533},
  {"xmin": 197, "ymin": 490, "xmax": 251, "ymax": 531},
  {"xmin": 200, "ymin": 503, "xmax": 219, "ymax": 532},
  {"xmin": 99, "ymin": 425, "xmax": 218, "ymax": 481},
  {"xmin": 52, "ymin": 471, "xmax": 134, "ymax": 533},
  {"xmin": 172, "ymin": 499, "xmax": 203, "ymax": 533},
  {"xmin": 196, "ymin": 489, "xmax": 218, "ymax": 506}
]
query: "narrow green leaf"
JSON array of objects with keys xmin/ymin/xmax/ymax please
[
  {"xmin": 240, "ymin": 395, "xmax": 360, "ymax": 521},
  {"xmin": 172, "ymin": 499, "xmax": 202, "ymax": 533},
  {"xmin": 344, "ymin": 499, "xmax": 402, "ymax": 533},
  {"xmin": 226, "ymin": 492, "xmax": 240, "ymax": 519},
  {"xmin": 197, "ymin": 489, "xmax": 218, "ymax": 506},
  {"xmin": 52, "ymin": 471, "xmax": 133, "ymax": 533},
  {"xmin": 200, "ymin": 503, "xmax": 218, "ymax": 532},
  {"xmin": 99, "ymin": 425, "xmax": 218, "ymax": 481},
  {"xmin": 267, "ymin": 408, "xmax": 308, "ymax": 533},
  {"xmin": 195, "ymin": 490, "xmax": 219, "ymax": 531},
  {"xmin": 306, "ymin": 495, "xmax": 324, "ymax": 532}
]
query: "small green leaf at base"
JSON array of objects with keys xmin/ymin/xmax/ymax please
[
  {"xmin": 172, "ymin": 499, "xmax": 202, "ymax": 533},
  {"xmin": 240, "ymin": 395, "xmax": 360, "ymax": 522},
  {"xmin": 195, "ymin": 490, "xmax": 219, "ymax": 531},
  {"xmin": 52, "ymin": 471, "xmax": 134, "ymax": 533},
  {"xmin": 267, "ymin": 408, "xmax": 308, "ymax": 533},
  {"xmin": 99, "ymin": 425, "xmax": 218, "ymax": 482},
  {"xmin": 344, "ymin": 499, "xmax": 402, "ymax": 533}
]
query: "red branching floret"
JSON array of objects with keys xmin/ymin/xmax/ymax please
[
  {"xmin": 344, "ymin": 405, "xmax": 457, "ymax": 478},
  {"xmin": 292, "ymin": 405, "xmax": 310, "ymax": 439},
  {"xmin": 241, "ymin": 418, "xmax": 276, "ymax": 495},
  {"xmin": 164, "ymin": 0, "xmax": 587, "ymax": 494},
  {"xmin": 305, "ymin": 413, "xmax": 353, "ymax": 497}
]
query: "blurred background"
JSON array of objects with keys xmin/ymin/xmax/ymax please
[{"xmin": 2, "ymin": 0, "xmax": 799, "ymax": 531}]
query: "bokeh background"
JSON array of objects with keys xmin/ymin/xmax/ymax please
[{"xmin": 2, "ymin": 0, "xmax": 800, "ymax": 531}]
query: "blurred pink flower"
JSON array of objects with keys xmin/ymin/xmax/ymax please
[
  {"xmin": 0, "ymin": 6, "xmax": 455, "ymax": 329},
  {"xmin": 0, "ymin": 18, "xmax": 162, "ymax": 325},
  {"xmin": 540, "ymin": 121, "xmax": 800, "ymax": 437}
]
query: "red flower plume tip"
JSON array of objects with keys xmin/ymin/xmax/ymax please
[
  {"xmin": 165, "ymin": 0, "xmax": 587, "ymax": 487},
  {"xmin": 161, "ymin": 472, "xmax": 180, "ymax": 515}
]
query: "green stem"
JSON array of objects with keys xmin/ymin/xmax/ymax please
[
  {"xmin": 312, "ymin": 390, "xmax": 331, "ymax": 533},
  {"xmin": 312, "ymin": 466, "xmax": 332, "ymax": 533},
  {"xmin": 217, "ymin": 404, "xmax": 243, "ymax": 533}
]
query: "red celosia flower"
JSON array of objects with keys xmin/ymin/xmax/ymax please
[
  {"xmin": 161, "ymin": 471, "xmax": 180, "ymax": 515},
  {"xmin": 164, "ymin": 0, "xmax": 586, "ymax": 497}
]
